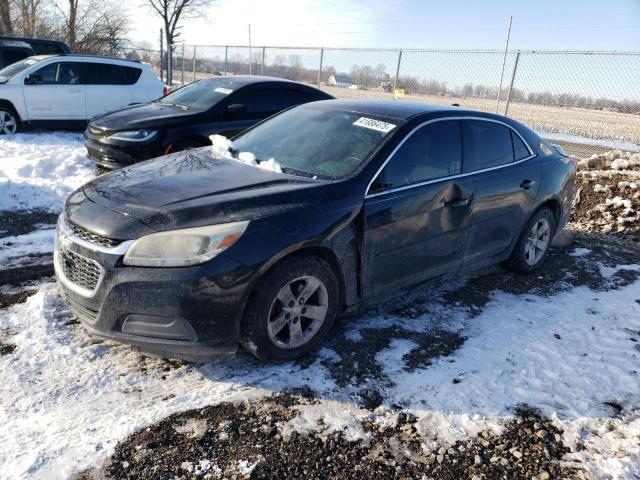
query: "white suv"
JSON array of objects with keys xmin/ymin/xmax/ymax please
[{"xmin": 0, "ymin": 55, "xmax": 164, "ymax": 134}]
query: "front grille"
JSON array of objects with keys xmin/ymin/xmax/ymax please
[
  {"xmin": 69, "ymin": 222, "xmax": 122, "ymax": 248},
  {"xmin": 59, "ymin": 249, "xmax": 102, "ymax": 291}
]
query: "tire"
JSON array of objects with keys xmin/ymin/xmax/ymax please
[
  {"xmin": 169, "ymin": 139, "xmax": 208, "ymax": 153},
  {"xmin": 241, "ymin": 254, "xmax": 340, "ymax": 361},
  {"xmin": 503, "ymin": 208, "xmax": 556, "ymax": 274},
  {"xmin": 0, "ymin": 106, "xmax": 19, "ymax": 135}
]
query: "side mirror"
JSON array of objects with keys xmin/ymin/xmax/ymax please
[
  {"xmin": 226, "ymin": 103, "xmax": 247, "ymax": 113},
  {"xmin": 25, "ymin": 74, "xmax": 42, "ymax": 85}
]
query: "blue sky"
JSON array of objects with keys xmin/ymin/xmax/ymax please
[{"xmin": 132, "ymin": 0, "xmax": 640, "ymax": 51}]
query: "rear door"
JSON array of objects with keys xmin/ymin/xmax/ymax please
[
  {"xmin": 462, "ymin": 119, "xmax": 541, "ymax": 265},
  {"xmin": 363, "ymin": 119, "xmax": 473, "ymax": 297},
  {"xmin": 22, "ymin": 60, "xmax": 86, "ymax": 120},
  {"xmin": 84, "ymin": 62, "xmax": 134, "ymax": 118}
]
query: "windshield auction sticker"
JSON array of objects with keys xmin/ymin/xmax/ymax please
[
  {"xmin": 353, "ymin": 117, "xmax": 396, "ymax": 133},
  {"xmin": 214, "ymin": 87, "xmax": 233, "ymax": 95}
]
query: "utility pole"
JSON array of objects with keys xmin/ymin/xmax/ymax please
[
  {"xmin": 495, "ymin": 16, "xmax": 513, "ymax": 113},
  {"xmin": 248, "ymin": 24, "xmax": 252, "ymax": 75}
]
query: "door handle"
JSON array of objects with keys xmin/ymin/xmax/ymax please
[
  {"xmin": 70, "ymin": 88, "xmax": 81, "ymax": 93},
  {"xmin": 444, "ymin": 197, "xmax": 471, "ymax": 208},
  {"xmin": 520, "ymin": 179, "xmax": 535, "ymax": 190}
]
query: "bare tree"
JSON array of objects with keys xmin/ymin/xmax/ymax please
[
  {"xmin": 53, "ymin": 0, "xmax": 129, "ymax": 55},
  {"xmin": 0, "ymin": 0, "xmax": 13, "ymax": 34},
  {"xmin": 146, "ymin": 0, "xmax": 216, "ymax": 83}
]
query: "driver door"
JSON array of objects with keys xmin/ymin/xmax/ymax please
[{"xmin": 23, "ymin": 60, "xmax": 86, "ymax": 121}]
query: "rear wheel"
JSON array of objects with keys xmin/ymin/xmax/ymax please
[
  {"xmin": 241, "ymin": 255, "xmax": 339, "ymax": 361},
  {"xmin": 0, "ymin": 107, "xmax": 18, "ymax": 135},
  {"xmin": 503, "ymin": 208, "xmax": 555, "ymax": 274}
]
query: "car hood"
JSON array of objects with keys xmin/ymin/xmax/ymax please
[
  {"xmin": 67, "ymin": 148, "xmax": 327, "ymax": 239},
  {"xmin": 89, "ymin": 102, "xmax": 197, "ymax": 131}
]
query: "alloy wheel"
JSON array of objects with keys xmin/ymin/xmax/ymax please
[
  {"xmin": 267, "ymin": 275, "xmax": 329, "ymax": 349},
  {"xmin": 524, "ymin": 218, "xmax": 551, "ymax": 266},
  {"xmin": 0, "ymin": 110, "xmax": 17, "ymax": 135}
]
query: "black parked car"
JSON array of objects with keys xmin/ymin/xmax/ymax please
[
  {"xmin": 84, "ymin": 75, "xmax": 334, "ymax": 169},
  {"xmin": 0, "ymin": 36, "xmax": 70, "ymax": 68},
  {"xmin": 56, "ymin": 100, "xmax": 576, "ymax": 362}
]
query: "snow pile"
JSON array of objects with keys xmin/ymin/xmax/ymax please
[
  {"xmin": 576, "ymin": 149, "xmax": 640, "ymax": 172},
  {"xmin": 209, "ymin": 134, "xmax": 282, "ymax": 173},
  {"xmin": 0, "ymin": 133, "xmax": 94, "ymax": 212}
]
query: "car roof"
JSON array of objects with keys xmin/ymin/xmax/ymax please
[
  {"xmin": 306, "ymin": 99, "xmax": 466, "ymax": 120},
  {"xmin": 202, "ymin": 75, "xmax": 307, "ymax": 87}
]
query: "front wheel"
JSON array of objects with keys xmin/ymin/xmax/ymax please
[
  {"xmin": 0, "ymin": 108, "xmax": 18, "ymax": 135},
  {"xmin": 241, "ymin": 255, "xmax": 340, "ymax": 361},
  {"xmin": 503, "ymin": 208, "xmax": 555, "ymax": 274}
]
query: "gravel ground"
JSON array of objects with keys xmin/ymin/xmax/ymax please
[
  {"xmin": 64, "ymin": 230, "xmax": 639, "ymax": 480},
  {"xmin": 76, "ymin": 395, "xmax": 577, "ymax": 480}
]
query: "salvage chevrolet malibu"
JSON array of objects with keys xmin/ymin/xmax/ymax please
[{"xmin": 55, "ymin": 100, "xmax": 576, "ymax": 362}]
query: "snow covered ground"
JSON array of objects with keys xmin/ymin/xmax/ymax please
[
  {"xmin": 0, "ymin": 133, "xmax": 94, "ymax": 213},
  {"xmin": 1, "ymin": 132, "xmax": 640, "ymax": 480}
]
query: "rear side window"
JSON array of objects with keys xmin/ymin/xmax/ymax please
[
  {"xmin": 85, "ymin": 63, "xmax": 139, "ymax": 85},
  {"xmin": 380, "ymin": 120, "xmax": 462, "ymax": 188},
  {"xmin": 462, "ymin": 120, "xmax": 514, "ymax": 172},
  {"xmin": 512, "ymin": 131, "xmax": 531, "ymax": 160},
  {"xmin": 283, "ymin": 89, "xmax": 316, "ymax": 108},
  {"xmin": 238, "ymin": 88, "xmax": 284, "ymax": 114}
]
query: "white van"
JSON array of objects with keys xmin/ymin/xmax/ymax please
[{"xmin": 0, "ymin": 55, "xmax": 165, "ymax": 134}]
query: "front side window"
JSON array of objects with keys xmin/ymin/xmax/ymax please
[
  {"xmin": 462, "ymin": 120, "xmax": 514, "ymax": 172},
  {"xmin": 232, "ymin": 103, "xmax": 397, "ymax": 179},
  {"xmin": 376, "ymin": 120, "xmax": 462, "ymax": 189},
  {"xmin": 29, "ymin": 61, "xmax": 82, "ymax": 85},
  {"xmin": 157, "ymin": 78, "xmax": 238, "ymax": 111}
]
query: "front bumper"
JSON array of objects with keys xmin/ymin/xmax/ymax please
[
  {"xmin": 84, "ymin": 134, "xmax": 165, "ymax": 169},
  {"xmin": 54, "ymin": 217, "xmax": 254, "ymax": 362}
]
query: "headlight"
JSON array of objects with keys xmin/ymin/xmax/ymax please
[
  {"xmin": 103, "ymin": 130, "xmax": 158, "ymax": 144},
  {"xmin": 123, "ymin": 221, "xmax": 249, "ymax": 267}
]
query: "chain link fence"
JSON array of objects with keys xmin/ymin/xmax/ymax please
[{"xmin": 122, "ymin": 45, "xmax": 640, "ymax": 146}]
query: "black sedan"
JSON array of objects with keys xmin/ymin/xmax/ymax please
[
  {"xmin": 56, "ymin": 100, "xmax": 576, "ymax": 362},
  {"xmin": 84, "ymin": 75, "xmax": 333, "ymax": 169}
]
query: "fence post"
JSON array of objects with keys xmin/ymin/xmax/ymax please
[
  {"xmin": 261, "ymin": 47, "xmax": 266, "ymax": 75},
  {"xmin": 159, "ymin": 30, "xmax": 164, "ymax": 83},
  {"xmin": 181, "ymin": 44, "xmax": 185, "ymax": 84},
  {"xmin": 496, "ymin": 16, "xmax": 513, "ymax": 113},
  {"xmin": 168, "ymin": 43, "xmax": 173, "ymax": 85},
  {"xmin": 504, "ymin": 50, "xmax": 521, "ymax": 116},
  {"xmin": 192, "ymin": 45, "xmax": 197, "ymax": 82},
  {"xmin": 224, "ymin": 46, "xmax": 228, "ymax": 74},
  {"xmin": 393, "ymin": 49, "xmax": 403, "ymax": 95},
  {"xmin": 317, "ymin": 48, "xmax": 324, "ymax": 88}
]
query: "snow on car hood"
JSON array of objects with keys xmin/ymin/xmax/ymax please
[{"xmin": 209, "ymin": 134, "xmax": 283, "ymax": 174}]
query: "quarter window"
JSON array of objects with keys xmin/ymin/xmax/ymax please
[
  {"xmin": 462, "ymin": 120, "xmax": 514, "ymax": 172},
  {"xmin": 377, "ymin": 120, "xmax": 462, "ymax": 189},
  {"xmin": 512, "ymin": 130, "xmax": 531, "ymax": 160}
]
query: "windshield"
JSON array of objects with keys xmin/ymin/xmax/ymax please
[
  {"xmin": 232, "ymin": 104, "xmax": 398, "ymax": 179},
  {"xmin": 157, "ymin": 78, "xmax": 237, "ymax": 111},
  {"xmin": 0, "ymin": 57, "xmax": 39, "ymax": 82}
]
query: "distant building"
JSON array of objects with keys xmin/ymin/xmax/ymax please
[{"xmin": 327, "ymin": 74, "xmax": 354, "ymax": 88}]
